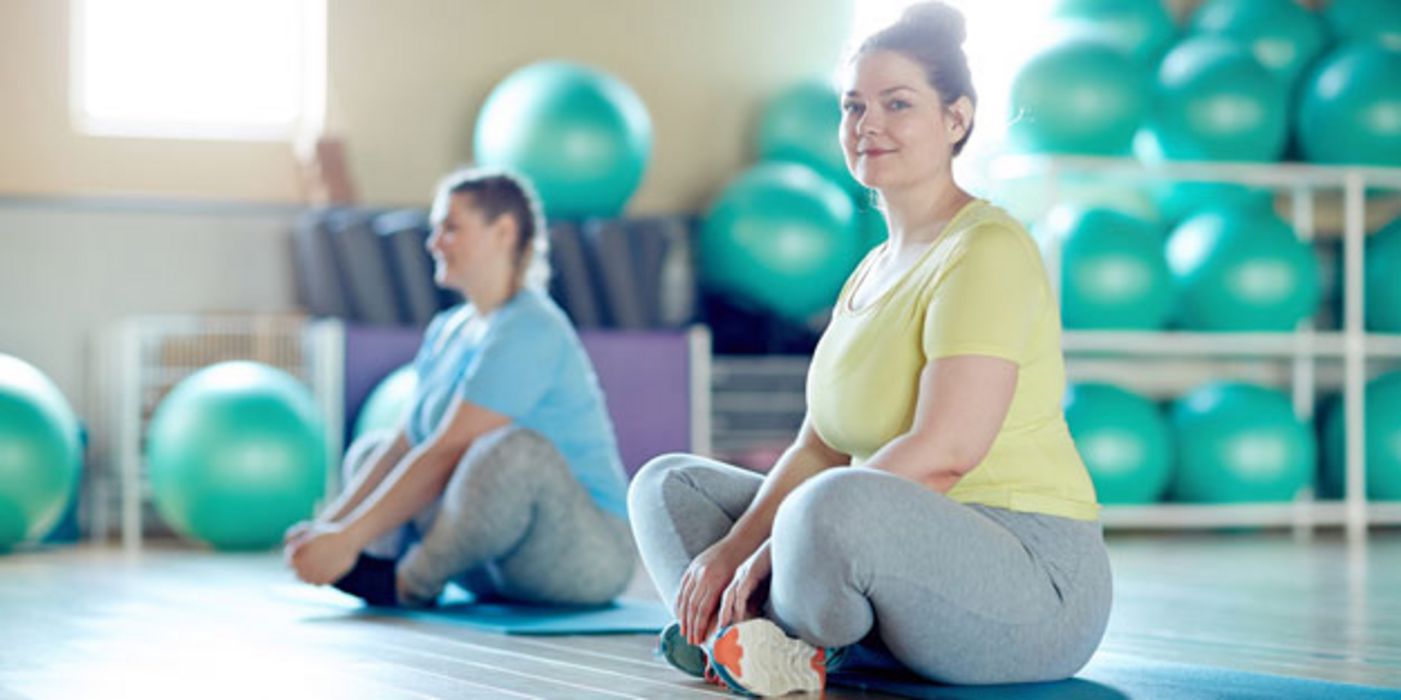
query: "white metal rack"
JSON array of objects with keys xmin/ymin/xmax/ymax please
[
  {"xmin": 992, "ymin": 154, "xmax": 1401, "ymax": 540},
  {"xmin": 88, "ymin": 315, "xmax": 344, "ymax": 551}
]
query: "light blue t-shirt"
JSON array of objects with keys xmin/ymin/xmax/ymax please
[{"xmin": 405, "ymin": 289, "xmax": 628, "ymax": 519}]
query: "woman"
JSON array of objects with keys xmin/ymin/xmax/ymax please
[
  {"xmin": 628, "ymin": 3, "xmax": 1111, "ymax": 696},
  {"xmin": 285, "ymin": 169, "xmax": 634, "ymax": 609}
]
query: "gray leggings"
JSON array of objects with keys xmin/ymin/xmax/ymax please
[
  {"xmin": 628, "ymin": 454, "xmax": 1113, "ymax": 685},
  {"xmin": 344, "ymin": 426, "xmax": 634, "ymax": 607}
]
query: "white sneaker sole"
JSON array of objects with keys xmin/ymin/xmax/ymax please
[{"xmin": 710, "ymin": 619, "xmax": 824, "ymax": 697}]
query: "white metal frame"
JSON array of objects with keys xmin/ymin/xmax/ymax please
[
  {"xmin": 992, "ymin": 154, "xmax": 1401, "ymax": 541},
  {"xmin": 91, "ymin": 315, "xmax": 344, "ymax": 552}
]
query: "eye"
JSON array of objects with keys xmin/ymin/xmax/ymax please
[
  {"xmin": 886, "ymin": 98, "xmax": 911, "ymax": 111},
  {"xmin": 842, "ymin": 100, "xmax": 865, "ymax": 115}
]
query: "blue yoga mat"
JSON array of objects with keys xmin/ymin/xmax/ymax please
[
  {"xmin": 390, "ymin": 588, "xmax": 672, "ymax": 636},
  {"xmin": 832, "ymin": 652, "xmax": 1401, "ymax": 699}
]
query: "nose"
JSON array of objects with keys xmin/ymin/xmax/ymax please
[
  {"xmin": 426, "ymin": 227, "xmax": 443, "ymax": 255},
  {"xmin": 857, "ymin": 108, "xmax": 883, "ymax": 137}
]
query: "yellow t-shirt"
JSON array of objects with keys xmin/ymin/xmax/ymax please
[{"xmin": 807, "ymin": 199, "xmax": 1100, "ymax": 521}]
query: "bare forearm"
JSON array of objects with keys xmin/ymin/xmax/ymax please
[
  {"xmin": 862, "ymin": 432, "xmax": 971, "ymax": 493},
  {"xmin": 341, "ymin": 444, "xmax": 460, "ymax": 548},
  {"xmin": 725, "ymin": 445, "xmax": 841, "ymax": 552},
  {"xmin": 321, "ymin": 432, "xmax": 410, "ymax": 523}
]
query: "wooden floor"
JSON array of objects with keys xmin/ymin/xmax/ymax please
[{"xmin": 1, "ymin": 531, "xmax": 1399, "ymax": 699}]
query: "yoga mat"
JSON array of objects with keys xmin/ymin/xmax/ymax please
[
  {"xmin": 392, "ymin": 588, "xmax": 672, "ymax": 636},
  {"xmin": 831, "ymin": 651, "xmax": 1401, "ymax": 699}
]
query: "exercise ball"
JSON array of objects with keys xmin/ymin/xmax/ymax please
[
  {"xmin": 699, "ymin": 163, "xmax": 860, "ymax": 323},
  {"xmin": 1166, "ymin": 203, "xmax": 1319, "ymax": 330},
  {"xmin": 473, "ymin": 61, "xmax": 652, "ymax": 219},
  {"xmin": 1325, "ymin": 0, "xmax": 1401, "ymax": 49},
  {"xmin": 1296, "ymin": 44, "xmax": 1401, "ymax": 167},
  {"xmin": 1009, "ymin": 39, "xmax": 1150, "ymax": 155},
  {"xmin": 0, "ymin": 355, "xmax": 82, "ymax": 550},
  {"xmin": 1367, "ymin": 217, "xmax": 1401, "ymax": 332},
  {"xmin": 1051, "ymin": 0, "xmax": 1177, "ymax": 65},
  {"xmin": 1041, "ymin": 206, "xmax": 1173, "ymax": 330},
  {"xmin": 1171, "ymin": 382, "xmax": 1314, "ymax": 503},
  {"xmin": 354, "ymin": 365, "xmax": 418, "ymax": 439},
  {"xmin": 1322, "ymin": 372, "xmax": 1401, "ymax": 500},
  {"xmin": 1064, "ymin": 383, "xmax": 1173, "ymax": 504},
  {"xmin": 147, "ymin": 362, "xmax": 328, "ymax": 550},
  {"xmin": 1143, "ymin": 37, "xmax": 1288, "ymax": 162},
  {"xmin": 1189, "ymin": 0, "xmax": 1329, "ymax": 88},
  {"xmin": 757, "ymin": 81, "xmax": 858, "ymax": 194}
]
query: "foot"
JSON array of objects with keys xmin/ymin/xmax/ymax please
[
  {"xmin": 659, "ymin": 622, "xmax": 727, "ymax": 686},
  {"xmin": 708, "ymin": 618, "xmax": 826, "ymax": 697},
  {"xmin": 331, "ymin": 553, "xmax": 400, "ymax": 607}
]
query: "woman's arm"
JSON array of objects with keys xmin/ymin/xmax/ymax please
[
  {"xmin": 319, "ymin": 428, "xmax": 412, "ymax": 524},
  {"xmin": 676, "ymin": 415, "xmax": 848, "ymax": 643},
  {"xmin": 863, "ymin": 354, "xmax": 1018, "ymax": 492},
  {"xmin": 339, "ymin": 398, "xmax": 509, "ymax": 549},
  {"xmin": 286, "ymin": 397, "xmax": 509, "ymax": 584}
]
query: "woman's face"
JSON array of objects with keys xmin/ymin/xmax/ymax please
[
  {"xmin": 426, "ymin": 192, "xmax": 515, "ymax": 291},
  {"xmin": 839, "ymin": 49, "xmax": 967, "ymax": 192}
]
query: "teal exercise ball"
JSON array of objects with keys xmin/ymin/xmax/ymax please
[
  {"xmin": 1143, "ymin": 37, "xmax": 1288, "ymax": 162},
  {"xmin": 0, "ymin": 355, "xmax": 82, "ymax": 551},
  {"xmin": 1065, "ymin": 383, "xmax": 1174, "ymax": 504},
  {"xmin": 1296, "ymin": 44, "xmax": 1401, "ymax": 168},
  {"xmin": 699, "ymin": 163, "xmax": 860, "ymax": 323},
  {"xmin": 1170, "ymin": 382, "xmax": 1314, "ymax": 503},
  {"xmin": 474, "ymin": 62, "xmax": 652, "ymax": 219},
  {"xmin": 1367, "ymin": 217, "xmax": 1401, "ymax": 332},
  {"xmin": 1009, "ymin": 39, "xmax": 1150, "ymax": 155},
  {"xmin": 1325, "ymin": 0, "xmax": 1401, "ymax": 49},
  {"xmin": 757, "ymin": 81, "xmax": 858, "ymax": 194},
  {"xmin": 147, "ymin": 362, "xmax": 328, "ymax": 551},
  {"xmin": 1166, "ymin": 203, "xmax": 1319, "ymax": 330},
  {"xmin": 1189, "ymin": 0, "xmax": 1329, "ymax": 88},
  {"xmin": 354, "ymin": 365, "xmax": 418, "ymax": 439},
  {"xmin": 1322, "ymin": 372, "xmax": 1401, "ymax": 500},
  {"xmin": 1051, "ymin": 0, "xmax": 1177, "ymax": 65},
  {"xmin": 1041, "ymin": 207, "xmax": 1173, "ymax": 330}
]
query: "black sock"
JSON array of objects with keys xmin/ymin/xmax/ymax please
[{"xmin": 332, "ymin": 554, "xmax": 400, "ymax": 607}]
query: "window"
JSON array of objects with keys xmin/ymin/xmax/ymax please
[{"xmin": 71, "ymin": 0, "xmax": 325, "ymax": 141}]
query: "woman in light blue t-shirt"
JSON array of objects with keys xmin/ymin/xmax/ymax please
[{"xmin": 284, "ymin": 169, "xmax": 633, "ymax": 607}]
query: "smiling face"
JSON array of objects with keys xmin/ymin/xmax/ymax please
[
  {"xmin": 425, "ymin": 191, "xmax": 518, "ymax": 293},
  {"xmin": 839, "ymin": 49, "xmax": 971, "ymax": 193}
]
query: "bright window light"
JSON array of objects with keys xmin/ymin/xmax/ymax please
[{"xmin": 72, "ymin": 0, "xmax": 325, "ymax": 140}]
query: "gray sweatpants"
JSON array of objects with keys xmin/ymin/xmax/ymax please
[
  {"xmin": 344, "ymin": 426, "xmax": 634, "ymax": 607},
  {"xmin": 628, "ymin": 454, "xmax": 1113, "ymax": 685}
]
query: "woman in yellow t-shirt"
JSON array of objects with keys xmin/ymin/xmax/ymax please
[{"xmin": 628, "ymin": 2, "xmax": 1111, "ymax": 695}]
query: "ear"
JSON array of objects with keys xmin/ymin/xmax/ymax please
[
  {"xmin": 490, "ymin": 213, "xmax": 520, "ymax": 249},
  {"xmin": 946, "ymin": 96, "xmax": 974, "ymax": 144}
]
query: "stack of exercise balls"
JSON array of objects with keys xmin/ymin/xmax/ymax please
[
  {"xmin": 145, "ymin": 362, "xmax": 327, "ymax": 551},
  {"xmin": 473, "ymin": 61, "xmax": 653, "ymax": 219},
  {"xmin": 1066, "ymin": 380, "xmax": 1316, "ymax": 504},
  {"xmin": 698, "ymin": 80, "xmax": 864, "ymax": 324},
  {"xmin": 0, "ymin": 355, "xmax": 82, "ymax": 551}
]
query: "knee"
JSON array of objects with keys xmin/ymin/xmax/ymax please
[
  {"xmin": 627, "ymin": 452, "xmax": 700, "ymax": 513},
  {"xmin": 775, "ymin": 469, "xmax": 888, "ymax": 543}
]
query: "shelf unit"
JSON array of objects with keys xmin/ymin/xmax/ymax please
[{"xmin": 993, "ymin": 154, "xmax": 1401, "ymax": 540}]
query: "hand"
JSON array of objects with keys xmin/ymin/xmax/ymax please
[
  {"xmin": 284, "ymin": 522, "xmax": 359, "ymax": 585},
  {"xmin": 717, "ymin": 541, "xmax": 772, "ymax": 631},
  {"xmin": 676, "ymin": 537, "xmax": 750, "ymax": 645}
]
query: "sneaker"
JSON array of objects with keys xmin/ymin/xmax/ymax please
[
  {"xmin": 708, "ymin": 618, "xmax": 826, "ymax": 697},
  {"xmin": 659, "ymin": 622, "xmax": 708, "ymax": 678}
]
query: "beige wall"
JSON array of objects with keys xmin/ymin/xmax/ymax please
[{"xmin": 0, "ymin": 0, "xmax": 854, "ymax": 211}]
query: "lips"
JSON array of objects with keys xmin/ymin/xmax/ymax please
[{"xmin": 859, "ymin": 148, "xmax": 894, "ymax": 158}]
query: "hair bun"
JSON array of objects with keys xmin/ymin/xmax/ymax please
[{"xmin": 898, "ymin": 1, "xmax": 967, "ymax": 47}]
